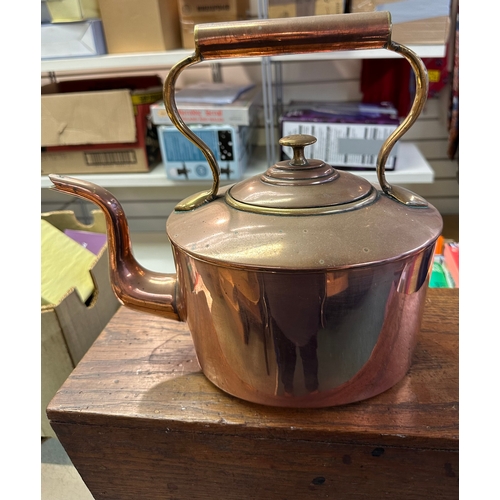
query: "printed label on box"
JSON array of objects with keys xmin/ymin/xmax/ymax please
[
  {"xmin": 281, "ymin": 121, "xmax": 398, "ymax": 169},
  {"xmin": 158, "ymin": 125, "xmax": 251, "ymax": 181}
]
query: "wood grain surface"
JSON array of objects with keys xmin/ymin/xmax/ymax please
[{"xmin": 48, "ymin": 288, "xmax": 458, "ymax": 500}]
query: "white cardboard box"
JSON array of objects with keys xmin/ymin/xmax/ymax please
[
  {"xmin": 158, "ymin": 124, "xmax": 253, "ymax": 181},
  {"xmin": 41, "ymin": 19, "xmax": 107, "ymax": 59}
]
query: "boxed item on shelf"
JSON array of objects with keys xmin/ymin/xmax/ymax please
[
  {"xmin": 41, "ymin": 75, "xmax": 162, "ymax": 147},
  {"xmin": 178, "ymin": 0, "xmax": 250, "ymax": 49},
  {"xmin": 349, "ymin": 0, "xmax": 451, "ymax": 45},
  {"xmin": 98, "ymin": 0, "xmax": 181, "ymax": 53},
  {"xmin": 45, "ymin": 0, "xmax": 101, "ymax": 23},
  {"xmin": 41, "ymin": 1, "xmax": 52, "ymax": 23},
  {"xmin": 429, "ymin": 255, "xmax": 455, "ymax": 288},
  {"xmin": 42, "ymin": 102, "xmax": 160, "ymax": 174},
  {"xmin": 41, "ymin": 19, "xmax": 107, "ymax": 59},
  {"xmin": 280, "ymin": 102, "xmax": 400, "ymax": 170},
  {"xmin": 158, "ymin": 124, "xmax": 253, "ymax": 181},
  {"xmin": 151, "ymin": 84, "xmax": 261, "ymax": 127},
  {"xmin": 443, "ymin": 242, "xmax": 459, "ymax": 287},
  {"xmin": 268, "ymin": 0, "xmax": 344, "ymax": 18},
  {"xmin": 41, "ymin": 209, "xmax": 120, "ymax": 437}
]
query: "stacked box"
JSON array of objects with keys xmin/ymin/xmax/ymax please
[
  {"xmin": 98, "ymin": 0, "xmax": 181, "ymax": 53},
  {"xmin": 178, "ymin": 0, "xmax": 249, "ymax": 49},
  {"xmin": 280, "ymin": 102, "xmax": 400, "ymax": 170},
  {"xmin": 349, "ymin": 0, "xmax": 451, "ymax": 45},
  {"xmin": 268, "ymin": 0, "xmax": 344, "ymax": 17},
  {"xmin": 41, "ymin": 76, "xmax": 162, "ymax": 174},
  {"xmin": 41, "ymin": 19, "xmax": 107, "ymax": 59},
  {"xmin": 45, "ymin": 0, "xmax": 101, "ymax": 22},
  {"xmin": 158, "ymin": 124, "xmax": 252, "ymax": 181}
]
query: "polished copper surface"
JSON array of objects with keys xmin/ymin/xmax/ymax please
[
  {"xmin": 167, "ymin": 185, "xmax": 442, "ymax": 270},
  {"xmin": 227, "ymin": 163, "xmax": 373, "ymax": 212},
  {"xmin": 49, "ymin": 174, "xmax": 181, "ymax": 321},
  {"xmin": 49, "ymin": 170, "xmax": 440, "ymax": 407},
  {"xmin": 47, "ymin": 12, "xmax": 443, "ymax": 408},
  {"xmin": 194, "ymin": 12, "xmax": 391, "ymax": 59},
  {"xmin": 174, "ymin": 244, "xmax": 434, "ymax": 407}
]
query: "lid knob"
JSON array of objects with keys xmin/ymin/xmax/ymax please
[{"xmin": 279, "ymin": 134, "xmax": 317, "ymax": 166}]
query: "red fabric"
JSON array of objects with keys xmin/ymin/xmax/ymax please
[{"xmin": 360, "ymin": 58, "xmax": 412, "ymax": 117}]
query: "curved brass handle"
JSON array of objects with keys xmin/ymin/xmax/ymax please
[
  {"xmin": 378, "ymin": 42, "xmax": 429, "ymax": 207},
  {"xmin": 163, "ymin": 12, "xmax": 428, "ymax": 210}
]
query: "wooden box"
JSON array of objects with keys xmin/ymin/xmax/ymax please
[
  {"xmin": 47, "ymin": 289, "xmax": 458, "ymax": 499},
  {"xmin": 41, "ymin": 210, "xmax": 120, "ymax": 437}
]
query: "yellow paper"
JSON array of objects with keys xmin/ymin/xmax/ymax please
[
  {"xmin": 41, "ymin": 219, "xmax": 97, "ymax": 306},
  {"xmin": 46, "ymin": 0, "xmax": 101, "ymax": 23}
]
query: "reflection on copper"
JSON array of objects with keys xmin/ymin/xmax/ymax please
[{"xmin": 177, "ymin": 243, "xmax": 435, "ymax": 407}]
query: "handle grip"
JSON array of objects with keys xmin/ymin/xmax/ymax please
[
  {"xmin": 195, "ymin": 12, "xmax": 391, "ymax": 59},
  {"xmin": 164, "ymin": 13, "xmax": 429, "ymax": 211}
]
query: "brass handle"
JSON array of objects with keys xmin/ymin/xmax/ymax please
[{"xmin": 164, "ymin": 12, "xmax": 428, "ymax": 210}]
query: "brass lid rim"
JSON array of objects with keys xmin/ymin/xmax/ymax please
[{"xmin": 225, "ymin": 186, "xmax": 379, "ymax": 215}]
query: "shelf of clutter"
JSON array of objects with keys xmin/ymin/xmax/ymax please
[{"xmin": 41, "ymin": 142, "xmax": 434, "ymax": 189}]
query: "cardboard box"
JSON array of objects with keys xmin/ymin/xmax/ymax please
[
  {"xmin": 178, "ymin": 0, "xmax": 249, "ymax": 49},
  {"xmin": 41, "ymin": 1, "xmax": 52, "ymax": 23},
  {"xmin": 41, "ymin": 102, "xmax": 161, "ymax": 175},
  {"xmin": 41, "ymin": 75, "xmax": 162, "ymax": 147},
  {"xmin": 41, "ymin": 210, "xmax": 120, "ymax": 437},
  {"xmin": 45, "ymin": 0, "xmax": 100, "ymax": 22},
  {"xmin": 350, "ymin": 0, "xmax": 451, "ymax": 45},
  {"xmin": 178, "ymin": 0, "xmax": 248, "ymax": 18},
  {"xmin": 268, "ymin": 0, "xmax": 344, "ymax": 17},
  {"xmin": 97, "ymin": 0, "xmax": 181, "ymax": 53},
  {"xmin": 280, "ymin": 102, "xmax": 400, "ymax": 170},
  {"xmin": 151, "ymin": 85, "xmax": 260, "ymax": 127},
  {"xmin": 158, "ymin": 124, "xmax": 252, "ymax": 181},
  {"xmin": 41, "ymin": 19, "xmax": 107, "ymax": 59}
]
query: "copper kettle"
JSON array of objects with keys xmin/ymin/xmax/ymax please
[{"xmin": 49, "ymin": 13, "xmax": 442, "ymax": 407}]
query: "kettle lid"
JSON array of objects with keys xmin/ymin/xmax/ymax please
[
  {"xmin": 167, "ymin": 134, "xmax": 443, "ymax": 270},
  {"xmin": 227, "ymin": 135, "xmax": 378, "ymax": 215}
]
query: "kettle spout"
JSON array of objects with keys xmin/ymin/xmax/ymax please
[{"xmin": 49, "ymin": 174, "xmax": 181, "ymax": 322}]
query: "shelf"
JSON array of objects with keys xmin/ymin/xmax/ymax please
[
  {"xmin": 41, "ymin": 45, "xmax": 446, "ymax": 74},
  {"xmin": 271, "ymin": 45, "xmax": 446, "ymax": 62},
  {"xmin": 41, "ymin": 142, "xmax": 434, "ymax": 189}
]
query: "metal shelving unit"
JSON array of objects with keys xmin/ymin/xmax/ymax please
[{"xmin": 41, "ymin": 7, "xmax": 446, "ymax": 192}]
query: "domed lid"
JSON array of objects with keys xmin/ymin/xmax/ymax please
[
  {"xmin": 227, "ymin": 135, "xmax": 378, "ymax": 215},
  {"xmin": 167, "ymin": 134, "xmax": 443, "ymax": 270}
]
